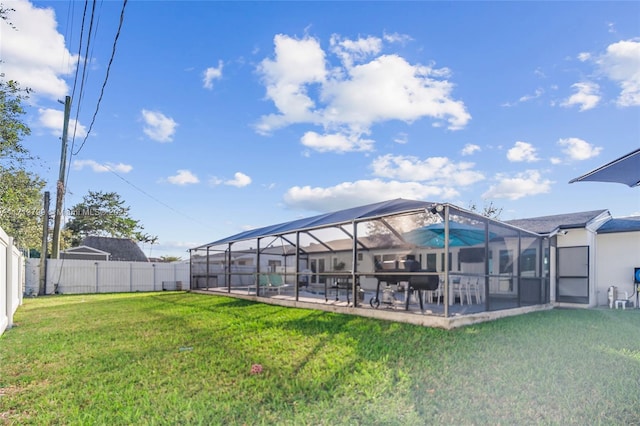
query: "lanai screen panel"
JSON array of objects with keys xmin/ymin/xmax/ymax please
[{"xmin": 190, "ymin": 199, "xmax": 548, "ymax": 317}]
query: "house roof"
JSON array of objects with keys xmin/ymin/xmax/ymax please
[
  {"xmin": 194, "ymin": 198, "xmax": 437, "ymax": 248},
  {"xmin": 81, "ymin": 236, "xmax": 149, "ymax": 262},
  {"xmin": 505, "ymin": 210, "xmax": 609, "ymax": 234},
  {"xmin": 597, "ymin": 216, "xmax": 640, "ymax": 234},
  {"xmin": 62, "ymin": 245, "xmax": 110, "ymax": 255}
]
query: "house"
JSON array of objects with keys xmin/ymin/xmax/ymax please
[
  {"xmin": 507, "ymin": 211, "xmax": 640, "ymax": 307},
  {"xmin": 191, "ymin": 198, "xmax": 640, "ymax": 325},
  {"xmin": 61, "ymin": 236, "xmax": 149, "ymax": 262}
]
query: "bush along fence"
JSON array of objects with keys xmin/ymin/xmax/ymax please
[
  {"xmin": 25, "ymin": 258, "xmax": 190, "ymax": 295},
  {"xmin": 0, "ymin": 225, "xmax": 24, "ymax": 336}
]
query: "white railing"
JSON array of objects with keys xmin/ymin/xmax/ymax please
[
  {"xmin": 1, "ymin": 225, "xmax": 24, "ymax": 336},
  {"xmin": 25, "ymin": 259, "xmax": 189, "ymax": 295}
]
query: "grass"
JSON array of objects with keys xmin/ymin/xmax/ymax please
[{"xmin": 1, "ymin": 292, "xmax": 639, "ymax": 425}]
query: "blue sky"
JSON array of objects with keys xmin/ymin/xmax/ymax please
[{"xmin": 3, "ymin": 0, "xmax": 639, "ymax": 258}]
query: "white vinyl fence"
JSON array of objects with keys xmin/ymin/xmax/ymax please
[
  {"xmin": 25, "ymin": 259, "xmax": 189, "ymax": 295},
  {"xmin": 1, "ymin": 225, "xmax": 24, "ymax": 336}
]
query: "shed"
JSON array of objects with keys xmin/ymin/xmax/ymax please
[
  {"xmin": 80, "ymin": 236, "xmax": 149, "ymax": 262},
  {"xmin": 60, "ymin": 245, "xmax": 110, "ymax": 261}
]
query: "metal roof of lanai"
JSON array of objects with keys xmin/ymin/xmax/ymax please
[{"xmin": 193, "ymin": 198, "xmax": 437, "ymax": 249}]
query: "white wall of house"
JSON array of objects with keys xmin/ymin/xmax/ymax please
[{"xmin": 595, "ymin": 231, "xmax": 640, "ymax": 306}]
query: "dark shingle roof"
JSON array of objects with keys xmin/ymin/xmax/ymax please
[
  {"xmin": 505, "ymin": 210, "xmax": 609, "ymax": 234},
  {"xmin": 81, "ymin": 236, "xmax": 149, "ymax": 262},
  {"xmin": 597, "ymin": 216, "xmax": 640, "ymax": 234}
]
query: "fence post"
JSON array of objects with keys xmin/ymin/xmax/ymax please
[
  {"xmin": 130, "ymin": 262, "xmax": 133, "ymax": 292},
  {"xmin": 6, "ymin": 237, "xmax": 14, "ymax": 329},
  {"xmin": 95, "ymin": 262, "xmax": 99, "ymax": 293},
  {"xmin": 152, "ymin": 264, "xmax": 156, "ymax": 291}
]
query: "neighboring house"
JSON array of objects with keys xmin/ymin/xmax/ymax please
[
  {"xmin": 507, "ymin": 211, "xmax": 640, "ymax": 307},
  {"xmin": 60, "ymin": 245, "xmax": 110, "ymax": 261},
  {"xmin": 62, "ymin": 236, "xmax": 149, "ymax": 262}
]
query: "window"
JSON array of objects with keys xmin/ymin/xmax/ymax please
[
  {"xmin": 426, "ymin": 253, "xmax": 437, "ymax": 270},
  {"xmin": 499, "ymin": 250, "xmax": 513, "ymax": 274},
  {"xmin": 268, "ymin": 260, "xmax": 281, "ymax": 272},
  {"xmin": 520, "ymin": 248, "xmax": 537, "ymax": 276}
]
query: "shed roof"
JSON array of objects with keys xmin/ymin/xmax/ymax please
[
  {"xmin": 195, "ymin": 198, "xmax": 436, "ymax": 248},
  {"xmin": 82, "ymin": 236, "xmax": 149, "ymax": 262},
  {"xmin": 505, "ymin": 210, "xmax": 609, "ymax": 234},
  {"xmin": 62, "ymin": 245, "xmax": 110, "ymax": 255}
]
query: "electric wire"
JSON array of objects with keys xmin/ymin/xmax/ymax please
[
  {"xmin": 52, "ymin": 0, "xmax": 93, "ymax": 289},
  {"xmin": 100, "ymin": 163, "xmax": 214, "ymax": 230},
  {"xmin": 72, "ymin": 0, "xmax": 127, "ymax": 156}
]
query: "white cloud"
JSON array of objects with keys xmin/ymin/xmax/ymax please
[
  {"xmin": 167, "ymin": 170, "xmax": 199, "ymax": 185},
  {"xmin": 596, "ymin": 39, "xmax": 640, "ymax": 107},
  {"xmin": 0, "ymin": 0, "xmax": 77, "ymax": 101},
  {"xmin": 72, "ymin": 159, "xmax": 132, "ymax": 173},
  {"xmin": 283, "ymin": 179, "xmax": 458, "ymax": 212},
  {"xmin": 38, "ymin": 108, "xmax": 87, "ymax": 138},
  {"xmin": 209, "ymin": 172, "xmax": 252, "ymax": 187},
  {"xmin": 561, "ymin": 81, "xmax": 600, "ymax": 111},
  {"xmin": 557, "ymin": 137, "xmax": 602, "ymax": 161},
  {"xmin": 321, "ymin": 54, "xmax": 469, "ymax": 130},
  {"xmin": 577, "ymin": 52, "xmax": 591, "ymax": 62},
  {"xmin": 225, "ymin": 172, "xmax": 252, "ymax": 188},
  {"xmin": 507, "ymin": 141, "xmax": 539, "ymax": 162},
  {"xmin": 203, "ymin": 60, "xmax": 223, "ymax": 89},
  {"xmin": 330, "ymin": 34, "xmax": 383, "ymax": 68},
  {"xmin": 383, "ymin": 32, "xmax": 413, "ymax": 45},
  {"xmin": 256, "ymin": 33, "xmax": 470, "ymax": 153},
  {"xmin": 370, "ymin": 154, "xmax": 484, "ymax": 187},
  {"xmin": 482, "ymin": 170, "xmax": 553, "ymax": 200},
  {"xmin": 141, "ymin": 109, "xmax": 177, "ymax": 142},
  {"xmin": 461, "ymin": 144, "xmax": 481, "ymax": 156},
  {"xmin": 301, "ymin": 131, "xmax": 374, "ymax": 153},
  {"xmin": 519, "ymin": 88, "xmax": 544, "ymax": 103}
]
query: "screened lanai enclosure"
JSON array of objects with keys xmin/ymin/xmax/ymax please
[{"xmin": 190, "ymin": 199, "xmax": 550, "ymax": 323}]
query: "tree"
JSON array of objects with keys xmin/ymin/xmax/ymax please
[
  {"xmin": 160, "ymin": 255, "xmax": 182, "ymax": 263},
  {"xmin": 65, "ymin": 191, "xmax": 157, "ymax": 247},
  {"xmin": 0, "ymin": 17, "xmax": 44, "ymax": 251},
  {"xmin": 0, "ymin": 78, "xmax": 32, "ymax": 164},
  {"xmin": 0, "ymin": 168, "xmax": 45, "ymax": 249},
  {"xmin": 468, "ymin": 200, "xmax": 503, "ymax": 219}
]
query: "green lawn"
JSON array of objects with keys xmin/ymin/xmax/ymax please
[{"xmin": 1, "ymin": 292, "xmax": 639, "ymax": 425}]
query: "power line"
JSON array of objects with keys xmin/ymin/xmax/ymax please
[
  {"xmin": 73, "ymin": 0, "xmax": 128, "ymax": 156},
  {"xmin": 100, "ymin": 163, "xmax": 215, "ymax": 230}
]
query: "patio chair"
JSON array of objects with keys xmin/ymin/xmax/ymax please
[
  {"xmin": 467, "ymin": 277, "xmax": 484, "ymax": 304},
  {"xmin": 453, "ymin": 276, "xmax": 472, "ymax": 306},
  {"xmin": 248, "ymin": 273, "xmax": 272, "ymax": 295},
  {"xmin": 267, "ymin": 273, "xmax": 293, "ymax": 294}
]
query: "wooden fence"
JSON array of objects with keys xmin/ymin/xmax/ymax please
[
  {"xmin": 1, "ymin": 225, "xmax": 24, "ymax": 336},
  {"xmin": 25, "ymin": 258, "xmax": 190, "ymax": 295}
]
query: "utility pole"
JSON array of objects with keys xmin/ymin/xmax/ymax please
[
  {"xmin": 51, "ymin": 96, "xmax": 71, "ymax": 259},
  {"xmin": 39, "ymin": 191, "xmax": 50, "ymax": 295}
]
